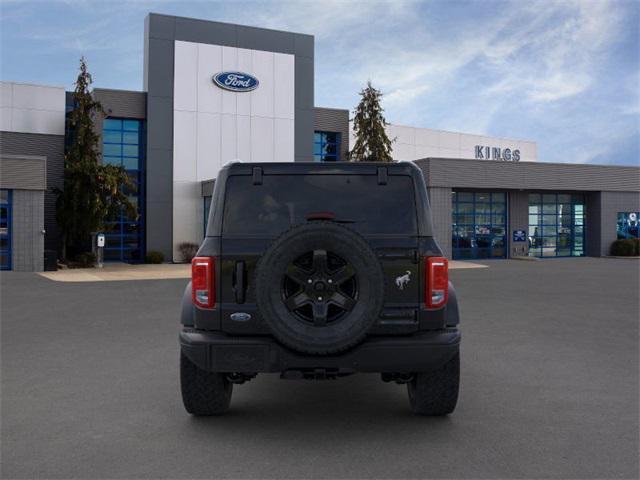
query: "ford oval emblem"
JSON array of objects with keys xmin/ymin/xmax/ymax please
[
  {"xmin": 230, "ymin": 312, "xmax": 252, "ymax": 322},
  {"xmin": 212, "ymin": 72, "xmax": 259, "ymax": 92}
]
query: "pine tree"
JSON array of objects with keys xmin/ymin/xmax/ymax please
[
  {"xmin": 55, "ymin": 57, "xmax": 135, "ymax": 261},
  {"xmin": 349, "ymin": 81, "xmax": 394, "ymax": 162}
]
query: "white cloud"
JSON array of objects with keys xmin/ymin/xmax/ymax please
[
  {"xmin": 2, "ymin": 0, "xmax": 636, "ymax": 164},
  {"xmin": 248, "ymin": 0, "xmax": 416, "ymax": 39},
  {"xmin": 487, "ymin": 0, "xmax": 623, "ymax": 103}
]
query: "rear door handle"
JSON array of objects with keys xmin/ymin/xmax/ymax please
[
  {"xmin": 233, "ymin": 261, "xmax": 246, "ymax": 304},
  {"xmin": 377, "ymin": 250, "xmax": 419, "ymax": 263}
]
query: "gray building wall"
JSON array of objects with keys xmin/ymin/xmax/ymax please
[
  {"xmin": 416, "ymin": 158, "xmax": 640, "ymax": 192},
  {"xmin": 427, "ymin": 187, "xmax": 452, "ymax": 259},
  {"xmin": 0, "ymin": 154, "xmax": 46, "ymax": 271},
  {"xmin": 509, "ymin": 191, "xmax": 529, "ymax": 257},
  {"xmin": 11, "ymin": 189, "xmax": 45, "ymax": 271},
  {"xmin": 201, "ymin": 179, "xmax": 215, "ymax": 197},
  {"xmin": 94, "ymin": 89, "xmax": 147, "ymax": 119},
  {"xmin": 585, "ymin": 192, "xmax": 602, "ymax": 257},
  {"xmin": 144, "ymin": 13, "xmax": 314, "ymax": 260},
  {"xmin": 0, "ymin": 154, "xmax": 47, "ymax": 190},
  {"xmin": 314, "ymin": 107, "xmax": 349, "ymax": 161},
  {"xmin": 0, "ymin": 132, "xmax": 63, "ymax": 252}
]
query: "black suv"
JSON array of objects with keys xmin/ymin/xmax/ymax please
[{"xmin": 180, "ymin": 162, "xmax": 461, "ymax": 416}]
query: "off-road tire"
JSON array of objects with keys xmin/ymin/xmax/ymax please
[
  {"xmin": 407, "ymin": 352, "xmax": 459, "ymax": 416},
  {"xmin": 255, "ymin": 222, "xmax": 384, "ymax": 355},
  {"xmin": 180, "ymin": 352, "xmax": 232, "ymax": 415}
]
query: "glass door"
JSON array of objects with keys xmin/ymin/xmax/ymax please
[
  {"xmin": 452, "ymin": 191, "xmax": 507, "ymax": 259},
  {"xmin": 528, "ymin": 193, "xmax": 585, "ymax": 257}
]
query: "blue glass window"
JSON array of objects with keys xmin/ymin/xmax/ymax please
[
  {"xmin": 528, "ymin": 193, "xmax": 585, "ymax": 257},
  {"xmin": 0, "ymin": 189, "xmax": 12, "ymax": 270},
  {"xmin": 102, "ymin": 118, "xmax": 145, "ymax": 263},
  {"xmin": 452, "ymin": 191, "xmax": 507, "ymax": 259},
  {"xmin": 314, "ymin": 131, "xmax": 341, "ymax": 162}
]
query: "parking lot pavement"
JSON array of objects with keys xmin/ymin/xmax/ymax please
[{"xmin": 1, "ymin": 258, "xmax": 638, "ymax": 479}]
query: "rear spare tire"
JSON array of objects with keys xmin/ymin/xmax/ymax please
[{"xmin": 255, "ymin": 222, "xmax": 384, "ymax": 355}]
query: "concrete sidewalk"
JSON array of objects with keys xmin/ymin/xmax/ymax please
[
  {"xmin": 37, "ymin": 260, "xmax": 487, "ymax": 282},
  {"xmin": 37, "ymin": 263, "xmax": 191, "ymax": 282},
  {"xmin": 450, "ymin": 260, "xmax": 488, "ymax": 269}
]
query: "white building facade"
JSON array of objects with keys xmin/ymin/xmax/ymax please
[{"xmin": 384, "ymin": 124, "xmax": 537, "ymax": 163}]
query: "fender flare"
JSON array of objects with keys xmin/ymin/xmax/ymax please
[
  {"xmin": 444, "ymin": 281, "xmax": 460, "ymax": 326},
  {"xmin": 180, "ymin": 281, "xmax": 195, "ymax": 327}
]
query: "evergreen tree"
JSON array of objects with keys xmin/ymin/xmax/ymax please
[
  {"xmin": 55, "ymin": 57, "xmax": 135, "ymax": 260},
  {"xmin": 349, "ymin": 81, "xmax": 394, "ymax": 162}
]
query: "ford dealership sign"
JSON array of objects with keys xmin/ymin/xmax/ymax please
[{"xmin": 213, "ymin": 72, "xmax": 259, "ymax": 92}]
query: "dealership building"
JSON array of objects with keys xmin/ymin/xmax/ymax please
[{"xmin": 1, "ymin": 13, "xmax": 639, "ymax": 271}]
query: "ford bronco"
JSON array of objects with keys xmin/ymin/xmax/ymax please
[{"xmin": 180, "ymin": 162, "xmax": 460, "ymax": 416}]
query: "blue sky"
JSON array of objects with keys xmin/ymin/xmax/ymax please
[{"xmin": 1, "ymin": 0, "xmax": 638, "ymax": 166}]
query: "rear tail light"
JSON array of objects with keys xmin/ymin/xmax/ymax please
[
  {"xmin": 192, "ymin": 256, "xmax": 215, "ymax": 309},
  {"xmin": 425, "ymin": 257, "xmax": 448, "ymax": 308}
]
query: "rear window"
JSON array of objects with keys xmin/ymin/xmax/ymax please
[{"xmin": 222, "ymin": 174, "xmax": 417, "ymax": 236}]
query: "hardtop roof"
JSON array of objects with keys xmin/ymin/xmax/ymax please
[{"xmin": 222, "ymin": 161, "xmax": 422, "ymax": 176}]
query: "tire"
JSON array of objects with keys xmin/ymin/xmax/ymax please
[
  {"xmin": 180, "ymin": 352, "xmax": 232, "ymax": 416},
  {"xmin": 255, "ymin": 222, "xmax": 384, "ymax": 355},
  {"xmin": 407, "ymin": 352, "xmax": 459, "ymax": 416}
]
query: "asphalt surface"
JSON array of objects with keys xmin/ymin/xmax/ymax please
[{"xmin": 2, "ymin": 258, "xmax": 638, "ymax": 479}]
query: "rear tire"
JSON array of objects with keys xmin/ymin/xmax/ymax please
[
  {"xmin": 407, "ymin": 352, "xmax": 459, "ymax": 416},
  {"xmin": 180, "ymin": 352, "xmax": 232, "ymax": 416}
]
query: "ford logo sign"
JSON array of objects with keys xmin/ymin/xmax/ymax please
[
  {"xmin": 212, "ymin": 72, "xmax": 259, "ymax": 92},
  {"xmin": 230, "ymin": 312, "xmax": 252, "ymax": 322}
]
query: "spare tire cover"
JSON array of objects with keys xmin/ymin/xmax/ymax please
[{"xmin": 255, "ymin": 222, "xmax": 384, "ymax": 355}]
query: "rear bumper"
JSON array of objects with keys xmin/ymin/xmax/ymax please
[{"xmin": 180, "ymin": 329, "xmax": 460, "ymax": 374}]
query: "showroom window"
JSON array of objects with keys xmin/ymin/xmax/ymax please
[
  {"xmin": 102, "ymin": 118, "xmax": 145, "ymax": 262},
  {"xmin": 451, "ymin": 191, "xmax": 507, "ymax": 259},
  {"xmin": 314, "ymin": 131, "xmax": 341, "ymax": 162},
  {"xmin": 617, "ymin": 212, "xmax": 639, "ymax": 239},
  {"xmin": 0, "ymin": 189, "xmax": 12, "ymax": 270},
  {"xmin": 528, "ymin": 193, "xmax": 585, "ymax": 257}
]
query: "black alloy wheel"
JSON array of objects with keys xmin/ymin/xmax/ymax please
[{"xmin": 282, "ymin": 249, "xmax": 357, "ymax": 326}]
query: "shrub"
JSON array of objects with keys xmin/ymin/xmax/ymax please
[
  {"xmin": 74, "ymin": 252, "xmax": 96, "ymax": 268},
  {"xmin": 178, "ymin": 242, "xmax": 199, "ymax": 263},
  {"xmin": 610, "ymin": 239, "xmax": 638, "ymax": 256},
  {"xmin": 145, "ymin": 250, "xmax": 164, "ymax": 264}
]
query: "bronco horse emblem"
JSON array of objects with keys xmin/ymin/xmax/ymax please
[{"xmin": 395, "ymin": 271, "xmax": 412, "ymax": 290}]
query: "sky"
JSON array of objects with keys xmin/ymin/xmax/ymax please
[{"xmin": 1, "ymin": 0, "xmax": 638, "ymax": 166}]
